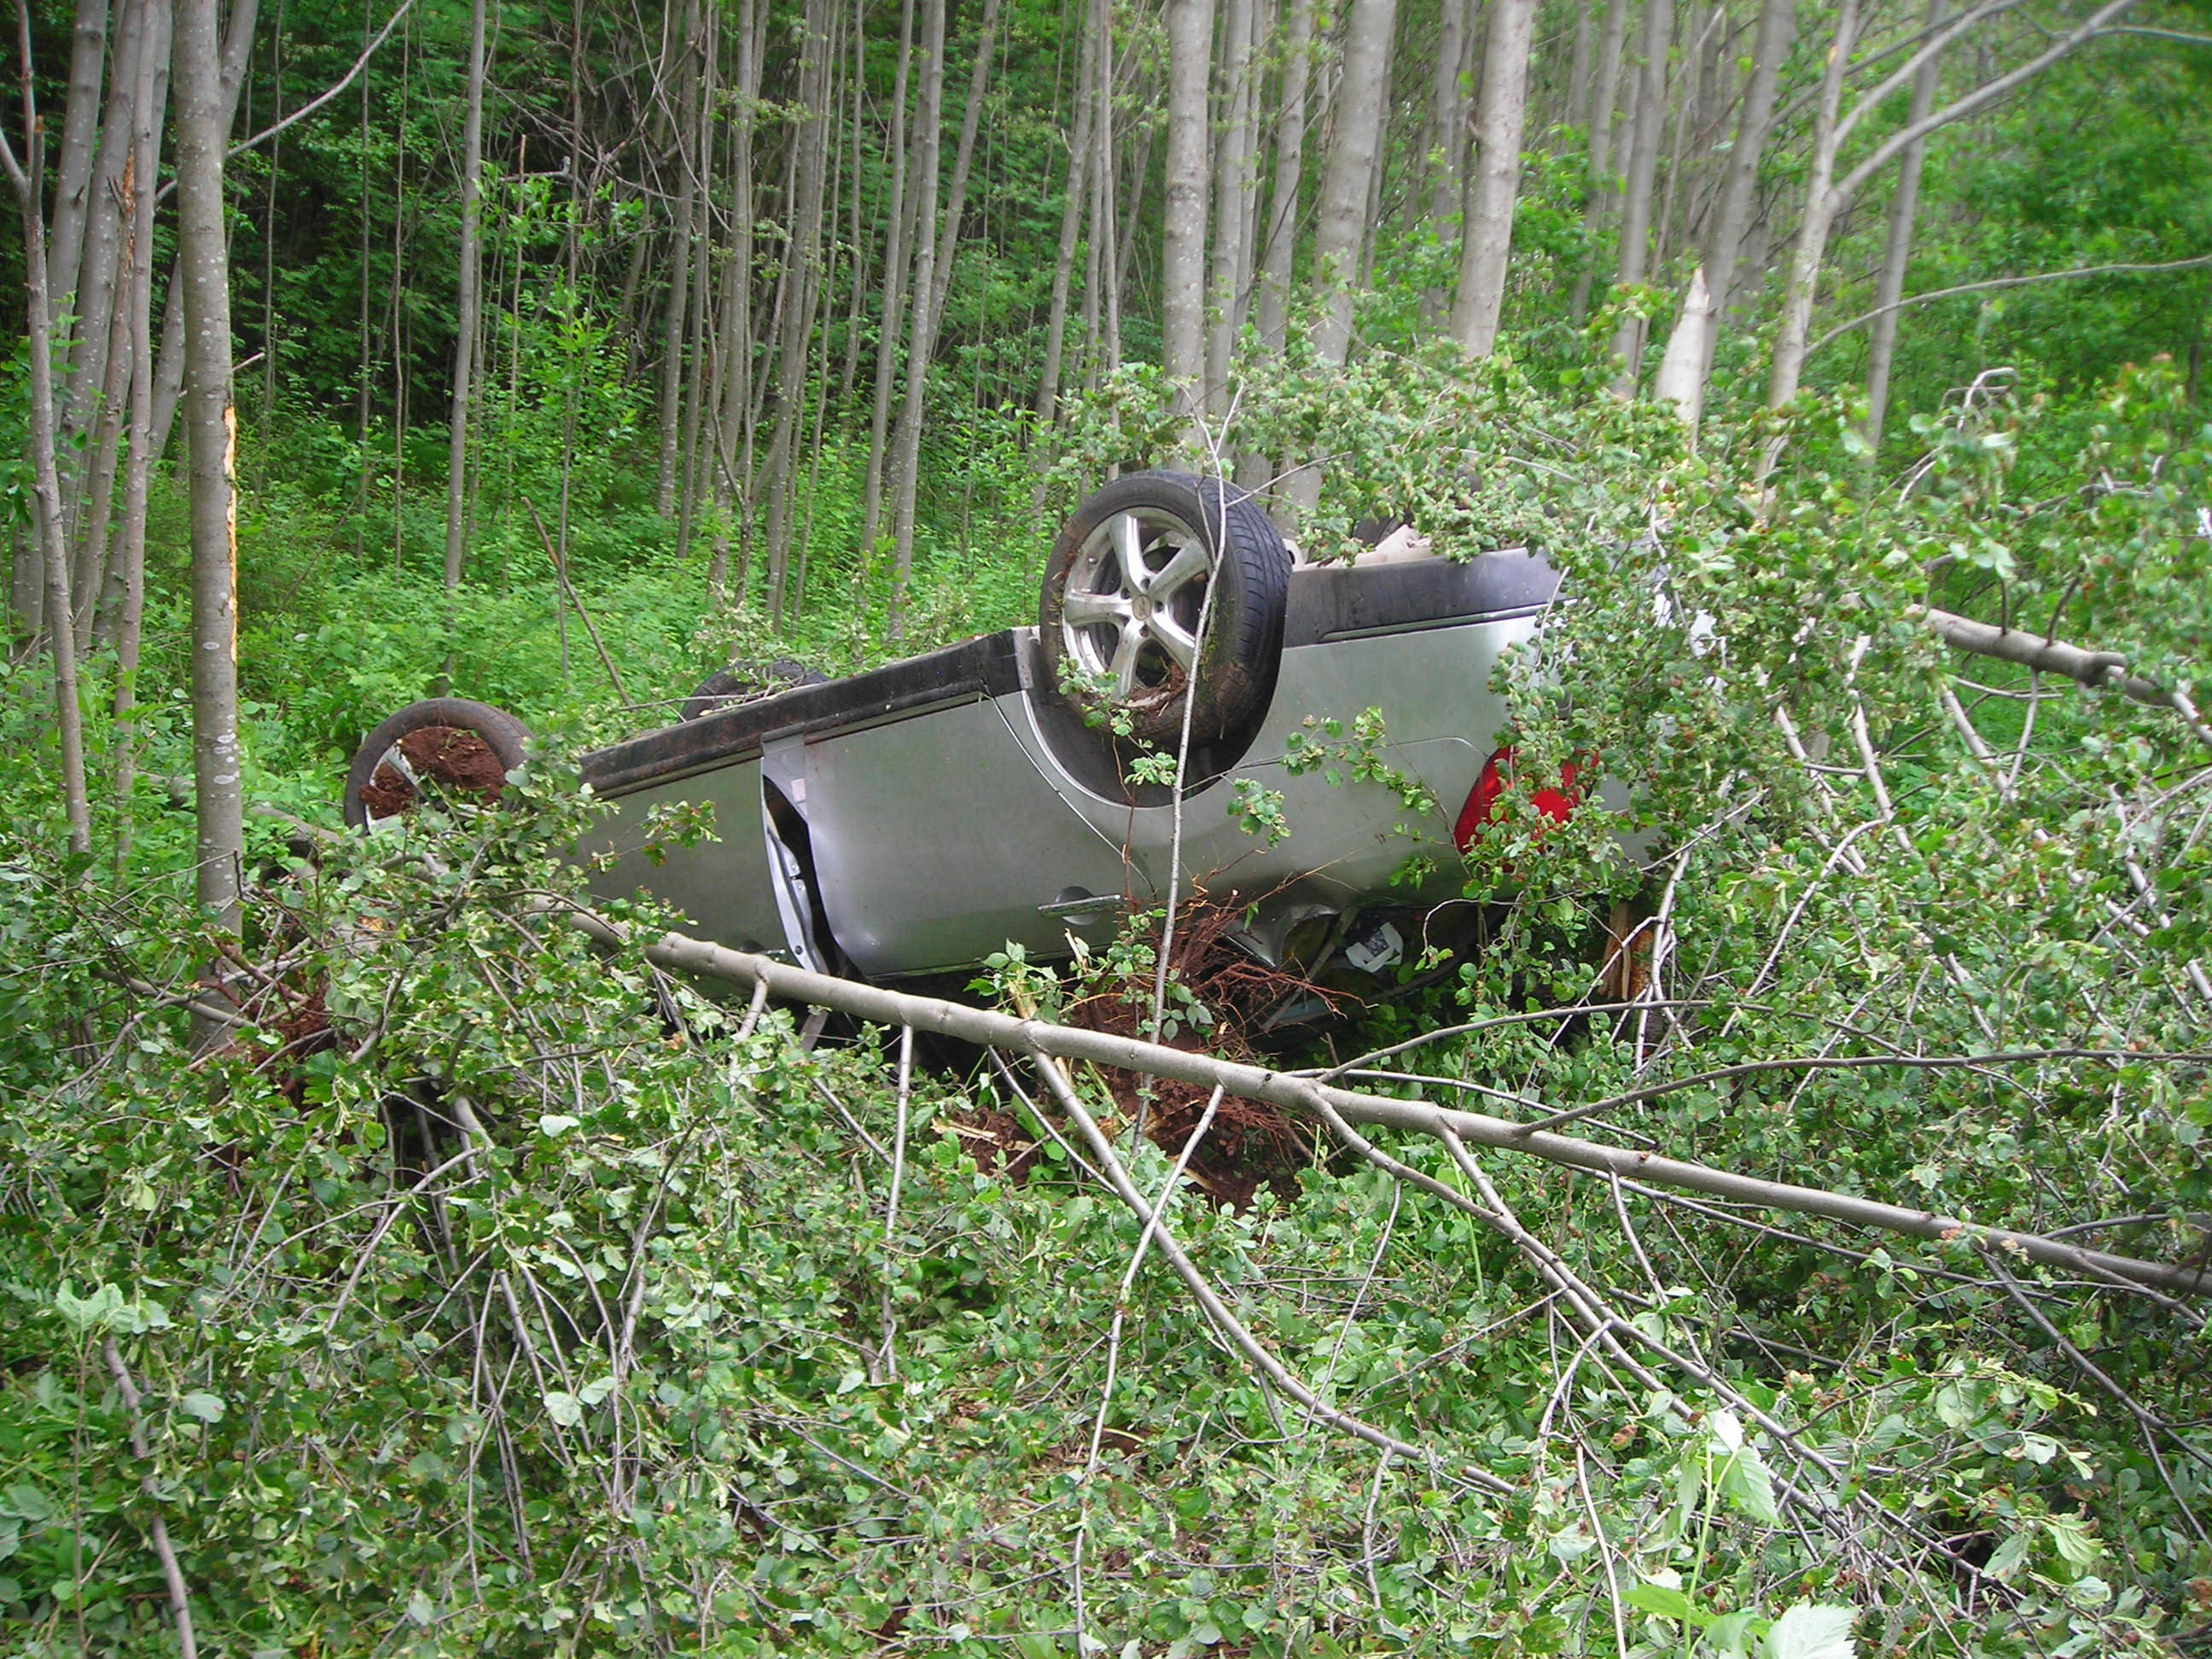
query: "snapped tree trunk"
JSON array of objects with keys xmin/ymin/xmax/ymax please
[
  {"xmin": 173, "ymin": 0, "xmax": 244, "ymax": 952},
  {"xmin": 1161, "ymin": 0, "xmax": 1214, "ymax": 417},
  {"xmin": 1450, "ymin": 0, "xmax": 1538, "ymax": 357}
]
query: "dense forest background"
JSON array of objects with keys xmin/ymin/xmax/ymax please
[{"xmin": 3, "ymin": 0, "xmax": 2212, "ymax": 1654}]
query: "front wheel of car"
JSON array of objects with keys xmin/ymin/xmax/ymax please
[{"xmin": 1039, "ymin": 471, "xmax": 1290, "ymax": 747}]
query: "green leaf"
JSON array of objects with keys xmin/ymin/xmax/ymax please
[
  {"xmin": 178, "ymin": 1390, "xmax": 225, "ymax": 1423},
  {"xmin": 538, "ymin": 1113, "xmax": 581, "ymax": 1137},
  {"xmin": 544, "ymin": 1390, "xmax": 584, "ymax": 1427},
  {"xmin": 1760, "ymin": 1603, "xmax": 1855, "ymax": 1659},
  {"xmin": 406, "ymin": 1589, "xmax": 437, "ymax": 1627},
  {"xmin": 1625, "ymin": 1581, "xmax": 1698, "ymax": 1623},
  {"xmin": 0, "ymin": 1486, "xmax": 51, "ymax": 1523}
]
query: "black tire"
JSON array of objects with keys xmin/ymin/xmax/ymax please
[
  {"xmin": 678, "ymin": 659, "xmax": 830, "ymax": 723},
  {"xmin": 343, "ymin": 698, "xmax": 533, "ymax": 830},
  {"xmin": 1040, "ymin": 471, "xmax": 1290, "ymax": 746}
]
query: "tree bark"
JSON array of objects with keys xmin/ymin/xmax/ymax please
[
  {"xmin": 1252, "ymin": 0, "xmax": 1316, "ymax": 357},
  {"xmin": 1032, "ymin": 0, "xmax": 1100, "ymax": 433},
  {"xmin": 173, "ymin": 0, "xmax": 242, "ymax": 949},
  {"xmin": 1863, "ymin": 0, "xmax": 1945, "ymax": 451},
  {"xmin": 3, "ymin": 20, "xmax": 92, "ymax": 856},
  {"xmin": 886, "ymin": 0, "xmax": 946, "ymax": 631},
  {"xmin": 44, "ymin": 0, "xmax": 112, "ymax": 329},
  {"xmin": 1423, "ymin": 0, "xmax": 1474, "ymax": 231},
  {"xmin": 108, "ymin": 0, "xmax": 166, "ymax": 866},
  {"xmin": 1161, "ymin": 0, "xmax": 1214, "ymax": 416},
  {"xmin": 1450, "ymin": 0, "xmax": 1537, "ymax": 356},
  {"xmin": 1203, "ymin": 0, "xmax": 1255, "ymax": 416},
  {"xmin": 143, "ymin": 0, "xmax": 253, "ymax": 468},
  {"xmin": 440, "ymin": 0, "xmax": 486, "ymax": 593},
  {"xmin": 763, "ymin": 0, "xmax": 834, "ymax": 621},
  {"xmin": 1691, "ymin": 0, "xmax": 1790, "ymax": 362},
  {"xmin": 1765, "ymin": 0, "xmax": 1860, "ymax": 410},
  {"xmin": 923, "ymin": 0, "xmax": 1005, "ymax": 342},
  {"xmin": 652, "ymin": 0, "xmax": 702, "ymax": 519},
  {"xmin": 1566, "ymin": 0, "xmax": 1632, "ymax": 318},
  {"xmin": 1606, "ymin": 0, "xmax": 1672, "ymax": 392},
  {"xmin": 707, "ymin": 0, "xmax": 760, "ymax": 602},
  {"xmin": 1767, "ymin": 0, "xmax": 2141, "ymax": 409},
  {"xmin": 860, "ymin": 0, "xmax": 917, "ymax": 556},
  {"xmin": 1310, "ymin": 0, "xmax": 1398, "ymax": 367}
]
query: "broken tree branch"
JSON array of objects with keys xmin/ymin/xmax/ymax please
[
  {"xmin": 546, "ymin": 899, "xmax": 2212, "ymax": 1300},
  {"xmin": 1923, "ymin": 606, "xmax": 2212, "ymax": 753}
]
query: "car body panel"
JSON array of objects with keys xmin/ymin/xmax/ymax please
[{"xmin": 578, "ymin": 549, "xmax": 1564, "ymax": 981}]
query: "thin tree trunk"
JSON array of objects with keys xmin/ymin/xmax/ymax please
[
  {"xmin": 1567, "ymin": 0, "xmax": 1630, "ymax": 318},
  {"xmin": 1423, "ymin": 0, "xmax": 1472, "ymax": 230},
  {"xmin": 1309, "ymin": 0, "xmax": 1396, "ymax": 367},
  {"xmin": 707, "ymin": 0, "xmax": 760, "ymax": 602},
  {"xmin": 3, "ymin": 22, "xmax": 92, "ymax": 857},
  {"xmin": 1450, "ymin": 0, "xmax": 1537, "ymax": 356},
  {"xmin": 653, "ymin": 0, "xmax": 702, "ymax": 518},
  {"xmin": 108, "ymin": 0, "xmax": 165, "ymax": 871},
  {"xmin": 1252, "ymin": 0, "xmax": 1316, "ymax": 356},
  {"xmin": 923, "ymin": 0, "xmax": 1005, "ymax": 341},
  {"xmin": 676, "ymin": 15, "xmax": 718, "ymax": 557},
  {"xmin": 1864, "ymin": 0, "xmax": 1945, "ymax": 451},
  {"xmin": 763, "ymin": 0, "xmax": 834, "ymax": 621},
  {"xmin": 1160, "ymin": 0, "xmax": 1213, "ymax": 411},
  {"xmin": 1690, "ymin": 0, "xmax": 1790, "ymax": 362},
  {"xmin": 1203, "ymin": 0, "xmax": 1255, "ymax": 416},
  {"xmin": 1278, "ymin": 0, "xmax": 1395, "ymax": 518},
  {"xmin": 1765, "ymin": 0, "xmax": 1859, "ymax": 409},
  {"xmin": 1605, "ymin": 0, "xmax": 1672, "ymax": 392},
  {"xmin": 173, "ymin": 0, "xmax": 242, "ymax": 952},
  {"xmin": 1033, "ymin": 0, "xmax": 1100, "ymax": 432},
  {"xmin": 440, "ymin": 0, "xmax": 486, "ymax": 593},
  {"xmin": 45, "ymin": 0, "xmax": 112, "ymax": 329},
  {"xmin": 55, "ymin": 0, "xmax": 148, "ymax": 541},
  {"xmin": 860, "ymin": 0, "xmax": 917, "ymax": 555},
  {"xmin": 1565, "ymin": 0, "xmax": 1593, "ymax": 139},
  {"xmin": 144, "ymin": 0, "xmax": 254, "ymax": 467},
  {"xmin": 887, "ymin": 0, "xmax": 947, "ymax": 632}
]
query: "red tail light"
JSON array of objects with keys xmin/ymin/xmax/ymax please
[{"xmin": 1453, "ymin": 745, "xmax": 1583, "ymax": 853}]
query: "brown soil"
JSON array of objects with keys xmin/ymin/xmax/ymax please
[{"xmin": 358, "ymin": 725, "xmax": 509, "ymax": 818}]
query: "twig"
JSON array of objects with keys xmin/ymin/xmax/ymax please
[
  {"xmin": 523, "ymin": 496, "xmax": 632, "ymax": 706},
  {"xmin": 878, "ymin": 1026, "xmax": 914, "ymax": 1383},
  {"xmin": 102, "ymin": 1339, "xmax": 199, "ymax": 1659}
]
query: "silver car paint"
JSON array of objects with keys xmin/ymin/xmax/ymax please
[{"xmin": 585, "ymin": 559, "xmax": 1550, "ymax": 979}]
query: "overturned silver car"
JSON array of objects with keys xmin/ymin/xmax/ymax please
[{"xmin": 344, "ymin": 472, "xmax": 1567, "ymax": 991}]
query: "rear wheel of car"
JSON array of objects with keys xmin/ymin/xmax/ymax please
[
  {"xmin": 343, "ymin": 698, "xmax": 532, "ymax": 830},
  {"xmin": 679, "ymin": 659, "xmax": 829, "ymax": 722},
  {"xmin": 1039, "ymin": 472, "xmax": 1290, "ymax": 747}
]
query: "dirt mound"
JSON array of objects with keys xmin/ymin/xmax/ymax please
[{"xmin": 358, "ymin": 725, "xmax": 510, "ymax": 818}]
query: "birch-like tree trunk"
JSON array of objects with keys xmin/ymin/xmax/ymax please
[
  {"xmin": 1423, "ymin": 0, "xmax": 1473, "ymax": 230},
  {"xmin": 1161, "ymin": 0, "xmax": 1214, "ymax": 413},
  {"xmin": 1032, "ymin": 0, "xmax": 1101, "ymax": 433},
  {"xmin": 173, "ymin": 0, "xmax": 243, "ymax": 946},
  {"xmin": 924, "ymin": 0, "xmax": 1005, "ymax": 339},
  {"xmin": 707, "ymin": 0, "xmax": 761, "ymax": 601},
  {"xmin": 1767, "ymin": 0, "xmax": 2141, "ymax": 408},
  {"xmin": 1606, "ymin": 0, "xmax": 1673, "ymax": 392},
  {"xmin": 1566, "ymin": 0, "xmax": 1632, "ymax": 317},
  {"xmin": 2, "ymin": 45, "xmax": 92, "ymax": 855},
  {"xmin": 763, "ymin": 0, "xmax": 834, "ymax": 620},
  {"xmin": 442, "ymin": 0, "xmax": 487, "ymax": 591},
  {"xmin": 1203, "ymin": 0, "xmax": 1256, "ymax": 416},
  {"xmin": 1252, "ymin": 0, "xmax": 1315, "ymax": 358},
  {"xmin": 860, "ymin": 0, "xmax": 917, "ymax": 554},
  {"xmin": 45, "ymin": 0, "xmax": 113, "ymax": 330},
  {"xmin": 1863, "ymin": 0, "xmax": 1946, "ymax": 451},
  {"xmin": 1450, "ymin": 0, "xmax": 1538, "ymax": 356},
  {"xmin": 1696, "ymin": 0, "xmax": 1790, "ymax": 347},
  {"xmin": 1308, "ymin": 0, "xmax": 1397, "ymax": 367},
  {"xmin": 652, "ymin": 0, "xmax": 702, "ymax": 519},
  {"xmin": 886, "ymin": 0, "xmax": 946, "ymax": 631}
]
